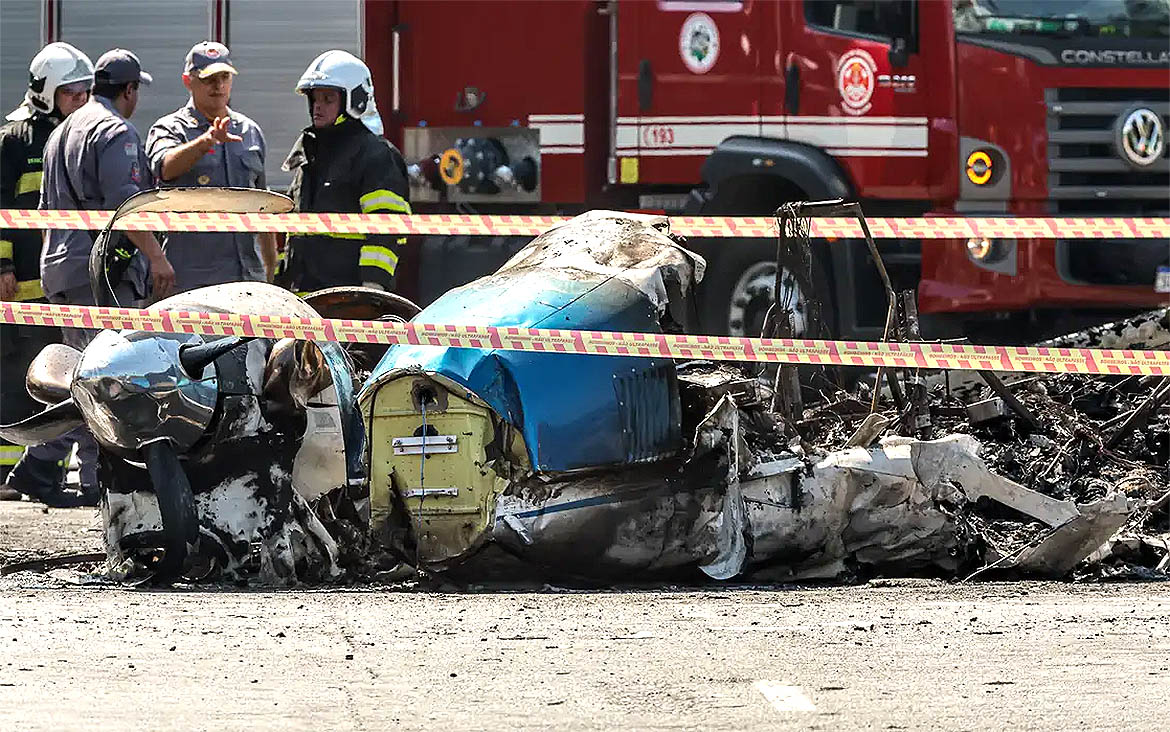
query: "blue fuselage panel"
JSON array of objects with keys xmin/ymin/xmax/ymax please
[{"xmin": 364, "ymin": 270, "xmax": 682, "ymax": 472}]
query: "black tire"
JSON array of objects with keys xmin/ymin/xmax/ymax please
[
  {"xmin": 142, "ymin": 441, "xmax": 199, "ymax": 581},
  {"xmin": 695, "ymin": 238, "xmax": 836, "ymax": 340}
]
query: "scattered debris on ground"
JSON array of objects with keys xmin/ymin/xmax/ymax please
[
  {"xmin": 1, "ymin": 202, "xmax": 1165, "ymax": 588},
  {"xmin": 786, "ymin": 307, "xmax": 1170, "ymax": 581}
]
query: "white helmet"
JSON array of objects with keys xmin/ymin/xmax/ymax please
[
  {"xmin": 7, "ymin": 42, "xmax": 94, "ymax": 121},
  {"xmin": 295, "ymin": 50, "xmax": 383, "ymax": 135}
]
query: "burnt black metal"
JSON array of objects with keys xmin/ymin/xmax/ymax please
[
  {"xmin": 179, "ymin": 336, "xmax": 251, "ymax": 379},
  {"xmin": 1106, "ymin": 377, "xmax": 1170, "ymax": 450},
  {"xmin": 142, "ymin": 440, "xmax": 199, "ymax": 581},
  {"xmin": 770, "ymin": 199, "xmax": 907, "ymax": 416}
]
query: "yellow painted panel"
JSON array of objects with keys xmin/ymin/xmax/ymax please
[
  {"xmin": 365, "ymin": 375, "xmax": 526, "ymax": 568},
  {"xmin": 620, "ymin": 157, "xmax": 639, "ymax": 184}
]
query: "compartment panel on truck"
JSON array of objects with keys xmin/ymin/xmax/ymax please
[
  {"xmin": 395, "ymin": 0, "xmax": 602, "ymax": 203},
  {"xmin": 1, "ymin": 0, "xmax": 42, "ymax": 115},
  {"xmin": 57, "ymin": 0, "xmax": 211, "ymax": 139},
  {"xmin": 228, "ymin": 0, "xmax": 362, "ymax": 191}
]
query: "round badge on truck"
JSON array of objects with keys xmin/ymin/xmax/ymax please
[
  {"xmin": 439, "ymin": 147, "xmax": 465, "ymax": 186},
  {"xmin": 679, "ymin": 13, "xmax": 720, "ymax": 74},
  {"xmin": 1115, "ymin": 106, "xmax": 1164, "ymax": 169},
  {"xmin": 836, "ymin": 49, "xmax": 877, "ymax": 116}
]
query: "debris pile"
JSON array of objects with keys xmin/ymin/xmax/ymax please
[
  {"xmin": 362, "ymin": 205, "xmax": 1169, "ymax": 586},
  {"xmin": 4, "ymin": 199, "xmax": 1164, "ymax": 588},
  {"xmin": 785, "ymin": 307, "xmax": 1170, "ymax": 580}
]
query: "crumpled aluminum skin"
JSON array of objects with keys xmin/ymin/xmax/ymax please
[{"xmin": 71, "ymin": 330, "xmax": 218, "ymax": 454}]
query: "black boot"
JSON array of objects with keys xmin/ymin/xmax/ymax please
[{"xmin": 2, "ymin": 454, "xmax": 90, "ymax": 508}]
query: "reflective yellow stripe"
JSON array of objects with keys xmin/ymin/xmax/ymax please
[
  {"xmin": 16, "ymin": 171, "xmax": 42, "ymax": 196},
  {"xmin": 0, "ymin": 445, "xmax": 23, "ymax": 465},
  {"xmin": 0, "ymin": 240, "xmax": 12, "ymax": 260},
  {"xmin": 322, "ymin": 231, "xmax": 366, "ymax": 241},
  {"xmin": 359, "ymin": 189, "xmax": 411, "ymax": 214},
  {"xmin": 14, "ymin": 279, "xmax": 43, "ymax": 301},
  {"xmin": 359, "ymin": 245, "xmax": 398, "ymax": 275}
]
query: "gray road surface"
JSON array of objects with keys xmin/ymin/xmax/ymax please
[{"xmin": 0, "ymin": 503, "xmax": 1168, "ymax": 730}]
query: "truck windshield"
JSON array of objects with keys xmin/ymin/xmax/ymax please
[{"xmin": 953, "ymin": 0, "xmax": 1169, "ymax": 38}]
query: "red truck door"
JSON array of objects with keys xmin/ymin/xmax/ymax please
[
  {"xmin": 617, "ymin": 1, "xmax": 764, "ymax": 186},
  {"xmin": 781, "ymin": 0, "xmax": 932, "ymax": 197}
]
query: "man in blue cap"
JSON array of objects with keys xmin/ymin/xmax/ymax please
[{"xmin": 147, "ymin": 41, "xmax": 277, "ymax": 291}]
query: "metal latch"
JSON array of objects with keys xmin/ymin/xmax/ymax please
[
  {"xmin": 402, "ymin": 487, "xmax": 459, "ymax": 498},
  {"xmin": 393, "ymin": 435, "xmax": 458, "ymax": 455}
]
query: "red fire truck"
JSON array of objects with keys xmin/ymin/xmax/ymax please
[
  {"xmin": 369, "ymin": 0, "xmax": 1168, "ymax": 340},
  {"xmin": 6, "ymin": 0, "xmax": 1166, "ymax": 339}
]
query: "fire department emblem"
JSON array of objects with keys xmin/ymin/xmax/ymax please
[
  {"xmin": 836, "ymin": 49, "xmax": 877, "ymax": 116},
  {"xmin": 679, "ymin": 13, "xmax": 719, "ymax": 74},
  {"xmin": 1116, "ymin": 107, "xmax": 1164, "ymax": 168}
]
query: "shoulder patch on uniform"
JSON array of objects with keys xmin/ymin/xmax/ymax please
[
  {"xmin": 130, "ymin": 161, "xmax": 141, "ymax": 183},
  {"xmin": 124, "ymin": 142, "xmax": 137, "ymax": 157}
]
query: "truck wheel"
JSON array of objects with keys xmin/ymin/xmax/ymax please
[
  {"xmin": 697, "ymin": 239, "xmax": 835, "ymax": 339},
  {"xmin": 417, "ymin": 235, "xmax": 530, "ymax": 305}
]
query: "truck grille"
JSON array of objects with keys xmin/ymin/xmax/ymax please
[{"xmin": 1046, "ymin": 88, "xmax": 1169, "ymax": 286}]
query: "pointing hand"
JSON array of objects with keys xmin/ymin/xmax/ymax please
[{"xmin": 207, "ymin": 116, "xmax": 243, "ymax": 145}]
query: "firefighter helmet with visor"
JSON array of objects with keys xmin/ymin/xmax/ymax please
[
  {"xmin": 8, "ymin": 42, "xmax": 94, "ymax": 121},
  {"xmin": 295, "ymin": 50, "xmax": 383, "ymax": 135}
]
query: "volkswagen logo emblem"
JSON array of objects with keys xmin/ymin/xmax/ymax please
[{"xmin": 1115, "ymin": 107, "xmax": 1164, "ymax": 168}]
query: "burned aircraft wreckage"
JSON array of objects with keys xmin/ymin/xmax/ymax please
[{"xmin": 2, "ymin": 191, "xmax": 1167, "ymax": 585}]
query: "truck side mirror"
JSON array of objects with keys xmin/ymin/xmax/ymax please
[{"xmin": 888, "ymin": 37, "xmax": 910, "ymax": 68}]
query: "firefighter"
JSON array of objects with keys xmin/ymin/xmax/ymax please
[
  {"xmin": 279, "ymin": 50, "xmax": 411, "ymax": 293},
  {"xmin": 3, "ymin": 49, "xmax": 175, "ymax": 507},
  {"xmin": 0, "ymin": 42, "xmax": 94, "ymax": 502}
]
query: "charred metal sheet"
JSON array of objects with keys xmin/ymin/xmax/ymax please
[
  {"xmin": 3, "ymin": 281, "xmax": 368, "ymax": 585},
  {"xmin": 359, "ymin": 211, "xmax": 1156, "ymax": 583},
  {"xmin": 363, "ymin": 211, "xmax": 701, "ymax": 473}
]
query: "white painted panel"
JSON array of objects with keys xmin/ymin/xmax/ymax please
[
  {"xmin": 58, "ymin": 0, "xmax": 210, "ymax": 145},
  {"xmin": 228, "ymin": 0, "xmax": 361, "ymax": 190}
]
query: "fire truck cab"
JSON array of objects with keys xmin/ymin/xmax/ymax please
[
  {"xmin": 388, "ymin": 0, "xmax": 1169, "ymax": 340},
  {"xmin": 3, "ymin": 0, "xmax": 1166, "ymax": 340}
]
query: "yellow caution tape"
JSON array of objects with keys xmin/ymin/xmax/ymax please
[
  {"xmin": 1, "ymin": 210, "xmax": 1167, "ymax": 239},
  {"xmin": 1, "ymin": 301, "xmax": 1166, "ymax": 376}
]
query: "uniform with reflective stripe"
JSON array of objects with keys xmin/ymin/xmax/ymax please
[
  {"xmin": 0, "ymin": 444, "xmax": 22, "ymax": 466},
  {"xmin": 281, "ymin": 115, "xmax": 412, "ymax": 292},
  {"xmin": 360, "ymin": 188, "xmax": 411, "ymax": 214},
  {"xmin": 357, "ymin": 188, "xmax": 409, "ymax": 279},
  {"xmin": 16, "ymin": 171, "xmax": 42, "ymax": 196},
  {"xmin": 1, "ymin": 110, "xmax": 62, "ymax": 466},
  {"xmin": 359, "ymin": 244, "xmax": 399, "ymax": 275},
  {"xmin": 0, "ymin": 111, "xmax": 56, "ymax": 301}
]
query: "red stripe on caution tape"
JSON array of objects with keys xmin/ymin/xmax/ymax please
[
  {"xmin": 0, "ymin": 210, "xmax": 1167, "ymax": 239},
  {"xmin": 1, "ymin": 301, "xmax": 1166, "ymax": 376}
]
